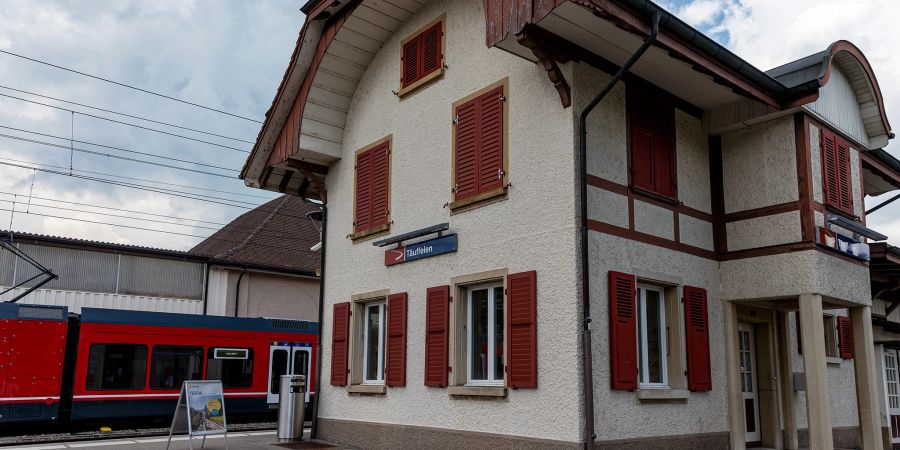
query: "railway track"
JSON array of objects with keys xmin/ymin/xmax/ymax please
[{"xmin": 0, "ymin": 421, "xmax": 293, "ymax": 447}]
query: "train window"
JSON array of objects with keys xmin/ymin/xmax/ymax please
[
  {"xmin": 86, "ymin": 344, "xmax": 148, "ymax": 390},
  {"xmin": 206, "ymin": 347, "xmax": 253, "ymax": 389},
  {"xmin": 270, "ymin": 349, "xmax": 289, "ymax": 394},
  {"xmin": 149, "ymin": 346, "xmax": 203, "ymax": 390}
]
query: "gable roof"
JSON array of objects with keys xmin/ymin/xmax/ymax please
[{"xmin": 190, "ymin": 195, "xmax": 321, "ymax": 275}]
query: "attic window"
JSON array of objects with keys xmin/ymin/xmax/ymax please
[{"xmin": 399, "ymin": 17, "xmax": 444, "ymax": 97}]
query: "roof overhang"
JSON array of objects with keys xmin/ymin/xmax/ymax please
[{"xmin": 862, "ymin": 149, "xmax": 900, "ymax": 196}]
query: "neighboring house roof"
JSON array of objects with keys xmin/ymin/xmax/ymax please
[{"xmin": 190, "ymin": 195, "xmax": 321, "ymax": 275}]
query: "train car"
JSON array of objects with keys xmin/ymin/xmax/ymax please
[
  {"xmin": 0, "ymin": 303, "xmax": 68, "ymax": 422},
  {"xmin": 0, "ymin": 303, "xmax": 318, "ymax": 425}
]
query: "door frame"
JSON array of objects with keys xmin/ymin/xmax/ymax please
[
  {"xmin": 739, "ymin": 322, "xmax": 762, "ymax": 445},
  {"xmin": 267, "ymin": 342, "xmax": 313, "ymax": 405},
  {"xmin": 884, "ymin": 347, "xmax": 900, "ymax": 445}
]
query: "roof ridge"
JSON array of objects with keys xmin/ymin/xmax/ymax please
[{"xmin": 215, "ymin": 196, "xmax": 290, "ymax": 260}]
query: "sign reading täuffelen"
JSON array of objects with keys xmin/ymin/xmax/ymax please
[{"xmin": 385, "ymin": 234, "xmax": 458, "ymax": 266}]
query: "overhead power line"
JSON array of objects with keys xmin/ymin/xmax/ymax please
[
  {"xmin": 0, "ymin": 49, "xmax": 262, "ymax": 124},
  {"xmin": 0, "ymin": 85, "xmax": 255, "ymax": 144},
  {"xmin": 0, "ymin": 132, "xmax": 235, "ymax": 178},
  {"xmin": 0, "ymin": 93, "xmax": 250, "ymax": 153}
]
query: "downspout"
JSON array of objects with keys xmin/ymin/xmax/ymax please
[
  {"xmin": 577, "ymin": 11, "xmax": 660, "ymax": 450},
  {"xmin": 234, "ymin": 267, "xmax": 247, "ymax": 318},
  {"xmin": 301, "ymin": 198, "xmax": 326, "ymax": 440}
]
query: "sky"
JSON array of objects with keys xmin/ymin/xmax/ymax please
[{"xmin": 0, "ymin": 0, "xmax": 898, "ymax": 250}]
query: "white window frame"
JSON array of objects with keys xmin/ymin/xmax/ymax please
[
  {"xmin": 637, "ymin": 284, "xmax": 668, "ymax": 389},
  {"xmin": 362, "ymin": 301, "xmax": 386, "ymax": 385},
  {"xmin": 465, "ymin": 282, "xmax": 504, "ymax": 387}
]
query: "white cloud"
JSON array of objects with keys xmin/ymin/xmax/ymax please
[{"xmin": 675, "ymin": 0, "xmax": 723, "ymax": 27}]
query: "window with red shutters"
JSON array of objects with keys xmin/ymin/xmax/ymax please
[
  {"xmin": 385, "ymin": 293, "xmax": 407, "ymax": 387},
  {"xmin": 506, "ymin": 271, "xmax": 537, "ymax": 389},
  {"xmin": 330, "ymin": 302, "xmax": 350, "ymax": 386},
  {"xmin": 353, "ymin": 138, "xmax": 391, "ymax": 238},
  {"xmin": 683, "ymin": 286, "xmax": 712, "ymax": 391},
  {"xmin": 608, "ymin": 271, "xmax": 637, "ymax": 390},
  {"xmin": 451, "ymin": 80, "xmax": 507, "ymax": 209},
  {"xmin": 399, "ymin": 18, "xmax": 443, "ymax": 95},
  {"xmin": 425, "ymin": 285, "xmax": 450, "ymax": 387},
  {"xmin": 837, "ymin": 315, "xmax": 854, "ymax": 359},
  {"xmin": 821, "ymin": 130, "xmax": 854, "ymax": 216},
  {"xmin": 628, "ymin": 83, "xmax": 676, "ymax": 198}
]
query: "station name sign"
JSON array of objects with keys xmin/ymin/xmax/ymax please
[{"xmin": 385, "ymin": 234, "xmax": 457, "ymax": 266}]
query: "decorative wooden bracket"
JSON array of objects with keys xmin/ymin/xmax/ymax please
[{"xmin": 516, "ymin": 27, "xmax": 572, "ymax": 108}]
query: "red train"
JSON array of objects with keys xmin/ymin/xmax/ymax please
[{"xmin": 0, "ymin": 302, "xmax": 318, "ymax": 424}]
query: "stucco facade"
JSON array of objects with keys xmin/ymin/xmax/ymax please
[{"xmin": 241, "ymin": 0, "xmax": 896, "ymax": 449}]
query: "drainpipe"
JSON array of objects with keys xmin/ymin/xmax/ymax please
[
  {"xmin": 301, "ymin": 198, "xmax": 326, "ymax": 440},
  {"xmin": 234, "ymin": 267, "xmax": 247, "ymax": 318},
  {"xmin": 577, "ymin": 11, "xmax": 660, "ymax": 449}
]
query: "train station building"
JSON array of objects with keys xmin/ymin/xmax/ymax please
[{"xmin": 240, "ymin": 0, "xmax": 900, "ymax": 448}]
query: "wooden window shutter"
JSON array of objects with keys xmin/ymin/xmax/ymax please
[
  {"xmin": 330, "ymin": 302, "xmax": 351, "ymax": 386},
  {"xmin": 371, "ymin": 142, "xmax": 390, "ymax": 228},
  {"xmin": 354, "ymin": 151, "xmax": 372, "ymax": 234},
  {"xmin": 837, "ymin": 315, "xmax": 853, "ymax": 359},
  {"xmin": 401, "ymin": 38, "xmax": 419, "ymax": 88},
  {"xmin": 453, "ymin": 85, "xmax": 505, "ymax": 202},
  {"xmin": 683, "ymin": 286, "xmax": 712, "ymax": 391},
  {"xmin": 653, "ymin": 105, "xmax": 676, "ymax": 197},
  {"xmin": 628, "ymin": 84, "xmax": 676, "ymax": 197},
  {"xmin": 836, "ymin": 140, "xmax": 853, "ymax": 213},
  {"xmin": 608, "ymin": 271, "xmax": 637, "ymax": 390},
  {"xmin": 425, "ymin": 285, "xmax": 450, "ymax": 387},
  {"xmin": 386, "ymin": 293, "xmax": 408, "ymax": 387},
  {"xmin": 421, "ymin": 22, "xmax": 442, "ymax": 77},
  {"xmin": 821, "ymin": 130, "xmax": 854, "ymax": 215},
  {"xmin": 506, "ymin": 270, "xmax": 537, "ymax": 389}
]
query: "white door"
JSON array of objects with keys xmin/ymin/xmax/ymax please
[
  {"xmin": 738, "ymin": 323, "xmax": 762, "ymax": 444},
  {"xmin": 884, "ymin": 348, "xmax": 900, "ymax": 445},
  {"xmin": 267, "ymin": 343, "xmax": 313, "ymax": 404}
]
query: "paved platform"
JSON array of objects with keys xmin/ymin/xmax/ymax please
[{"xmin": 3, "ymin": 430, "xmax": 353, "ymax": 450}]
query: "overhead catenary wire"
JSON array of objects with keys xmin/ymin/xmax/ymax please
[
  {"xmin": 0, "ymin": 132, "xmax": 236, "ymax": 178},
  {"xmin": 0, "ymin": 93, "xmax": 250, "ymax": 153},
  {"xmin": 0, "ymin": 49, "xmax": 262, "ymax": 124},
  {"xmin": 0, "ymin": 85, "xmax": 255, "ymax": 144}
]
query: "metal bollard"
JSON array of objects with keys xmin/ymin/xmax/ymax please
[{"xmin": 277, "ymin": 374, "xmax": 306, "ymax": 442}]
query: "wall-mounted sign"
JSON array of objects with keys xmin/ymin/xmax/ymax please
[
  {"xmin": 213, "ymin": 348, "xmax": 249, "ymax": 360},
  {"xmin": 385, "ymin": 234, "xmax": 458, "ymax": 266},
  {"xmin": 817, "ymin": 226, "xmax": 870, "ymax": 261}
]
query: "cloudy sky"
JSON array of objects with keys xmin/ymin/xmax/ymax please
[{"xmin": 0, "ymin": 0, "xmax": 898, "ymax": 251}]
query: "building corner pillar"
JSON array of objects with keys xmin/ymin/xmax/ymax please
[
  {"xmin": 776, "ymin": 310, "xmax": 798, "ymax": 449},
  {"xmin": 851, "ymin": 306, "xmax": 882, "ymax": 450},
  {"xmin": 799, "ymin": 293, "xmax": 834, "ymax": 450},
  {"xmin": 724, "ymin": 301, "xmax": 746, "ymax": 450}
]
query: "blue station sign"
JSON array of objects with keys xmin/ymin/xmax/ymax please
[{"xmin": 384, "ymin": 234, "xmax": 458, "ymax": 266}]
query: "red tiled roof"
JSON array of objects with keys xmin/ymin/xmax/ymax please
[{"xmin": 190, "ymin": 195, "xmax": 321, "ymax": 274}]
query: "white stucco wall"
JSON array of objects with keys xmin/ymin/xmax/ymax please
[
  {"xmin": 676, "ymin": 109, "xmax": 711, "ymax": 214},
  {"xmin": 725, "ymin": 211, "xmax": 802, "ymax": 252},
  {"xmin": 721, "ymin": 116, "xmax": 798, "ymax": 213},
  {"xmin": 633, "ymin": 199, "xmax": 673, "ymax": 240},
  {"xmin": 319, "ymin": 0, "xmax": 582, "ymax": 443}
]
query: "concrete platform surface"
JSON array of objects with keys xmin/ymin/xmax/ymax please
[{"xmin": 3, "ymin": 430, "xmax": 355, "ymax": 450}]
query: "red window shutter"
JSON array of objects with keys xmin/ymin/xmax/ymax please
[
  {"xmin": 421, "ymin": 22, "xmax": 442, "ymax": 77},
  {"xmin": 506, "ymin": 270, "xmax": 537, "ymax": 389},
  {"xmin": 401, "ymin": 38, "xmax": 419, "ymax": 88},
  {"xmin": 629, "ymin": 88, "xmax": 654, "ymax": 192},
  {"xmin": 608, "ymin": 271, "xmax": 637, "ymax": 390},
  {"xmin": 628, "ymin": 84, "xmax": 675, "ymax": 197},
  {"xmin": 683, "ymin": 286, "xmax": 712, "ymax": 391},
  {"xmin": 454, "ymin": 97, "xmax": 480, "ymax": 201},
  {"xmin": 821, "ymin": 131, "xmax": 841, "ymax": 209},
  {"xmin": 836, "ymin": 140, "xmax": 853, "ymax": 213},
  {"xmin": 653, "ymin": 106, "xmax": 676, "ymax": 197},
  {"xmin": 371, "ymin": 143, "xmax": 390, "ymax": 228},
  {"xmin": 386, "ymin": 293, "xmax": 407, "ymax": 387},
  {"xmin": 425, "ymin": 285, "xmax": 450, "ymax": 387},
  {"xmin": 354, "ymin": 150, "xmax": 372, "ymax": 234},
  {"xmin": 837, "ymin": 315, "xmax": 854, "ymax": 359},
  {"xmin": 330, "ymin": 302, "xmax": 350, "ymax": 386},
  {"xmin": 477, "ymin": 86, "xmax": 505, "ymax": 194}
]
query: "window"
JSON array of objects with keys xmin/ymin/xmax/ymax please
[
  {"xmin": 86, "ymin": 344, "xmax": 148, "ymax": 390},
  {"xmin": 399, "ymin": 17, "xmax": 443, "ymax": 95},
  {"xmin": 466, "ymin": 283, "xmax": 504, "ymax": 386},
  {"xmin": 271, "ymin": 348, "xmax": 289, "ymax": 393},
  {"xmin": 149, "ymin": 345, "xmax": 203, "ymax": 390},
  {"xmin": 628, "ymin": 83, "xmax": 676, "ymax": 198},
  {"xmin": 206, "ymin": 348, "xmax": 253, "ymax": 389},
  {"xmin": 821, "ymin": 129, "xmax": 853, "ymax": 215},
  {"xmin": 637, "ymin": 285, "xmax": 667, "ymax": 388},
  {"xmin": 352, "ymin": 138, "xmax": 391, "ymax": 239},
  {"xmin": 451, "ymin": 80, "xmax": 508, "ymax": 209},
  {"xmin": 823, "ymin": 315, "xmax": 838, "ymax": 358},
  {"xmin": 363, "ymin": 301, "xmax": 386, "ymax": 384}
]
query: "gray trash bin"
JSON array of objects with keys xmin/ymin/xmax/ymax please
[{"xmin": 277, "ymin": 374, "xmax": 306, "ymax": 442}]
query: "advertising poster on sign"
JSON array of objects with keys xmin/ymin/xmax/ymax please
[{"xmin": 167, "ymin": 380, "xmax": 229, "ymax": 450}]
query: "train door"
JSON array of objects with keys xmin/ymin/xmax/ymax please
[{"xmin": 267, "ymin": 342, "xmax": 312, "ymax": 405}]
